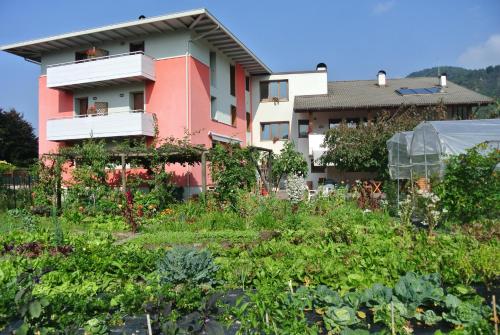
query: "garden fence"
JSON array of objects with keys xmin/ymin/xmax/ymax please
[{"xmin": 0, "ymin": 169, "xmax": 35, "ymax": 210}]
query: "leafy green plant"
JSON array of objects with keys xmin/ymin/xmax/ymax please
[
  {"xmin": 393, "ymin": 272, "xmax": 444, "ymax": 307},
  {"xmin": 442, "ymin": 294, "xmax": 485, "ymax": 326},
  {"xmin": 209, "ymin": 144, "xmax": 258, "ymax": 208},
  {"xmin": 13, "ymin": 269, "xmax": 51, "ymax": 335},
  {"xmin": 157, "ymin": 247, "xmax": 219, "ymax": 286},
  {"xmin": 324, "ymin": 305, "xmax": 360, "ymax": 331},
  {"xmin": 435, "ymin": 144, "xmax": 500, "ymax": 223},
  {"xmin": 83, "ymin": 318, "xmax": 108, "ymax": 335}
]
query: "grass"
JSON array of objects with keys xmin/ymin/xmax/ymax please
[{"xmin": 130, "ymin": 229, "xmax": 260, "ymax": 247}]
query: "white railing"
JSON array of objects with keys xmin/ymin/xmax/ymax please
[
  {"xmin": 46, "ymin": 52, "xmax": 156, "ymax": 88},
  {"xmin": 48, "ymin": 109, "xmax": 145, "ymax": 121},
  {"xmin": 47, "ymin": 51, "xmax": 153, "ymax": 68},
  {"xmin": 46, "ymin": 111, "xmax": 155, "ymax": 141}
]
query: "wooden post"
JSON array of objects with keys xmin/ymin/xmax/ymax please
[
  {"xmin": 201, "ymin": 151, "xmax": 208, "ymax": 194},
  {"xmin": 391, "ymin": 301, "xmax": 396, "ymax": 335},
  {"xmin": 11, "ymin": 172, "xmax": 16, "ymax": 209},
  {"xmin": 494, "ymin": 295, "xmax": 498, "ymax": 335},
  {"xmin": 120, "ymin": 154, "xmax": 127, "ymax": 192}
]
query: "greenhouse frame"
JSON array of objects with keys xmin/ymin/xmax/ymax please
[{"xmin": 387, "ymin": 119, "xmax": 500, "ymax": 180}]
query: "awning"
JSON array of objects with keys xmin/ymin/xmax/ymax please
[{"xmin": 209, "ymin": 131, "xmax": 242, "ymax": 144}]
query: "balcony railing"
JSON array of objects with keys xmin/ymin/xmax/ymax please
[
  {"xmin": 47, "ymin": 110, "xmax": 155, "ymax": 141},
  {"xmin": 46, "ymin": 52, "xmax": 155, "ymax": 89}
]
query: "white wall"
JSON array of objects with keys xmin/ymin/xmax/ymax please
[
  {"xmin": 251, "ymin": 71, "xmax": 327, "ymax": 152},
  {"xmin": 251, "ymin": 71, "xmax": 328, "ymax": 187},
  {"xmin": 73, "ymin": 83, "xmax": 145, "ymax": 115},
  {"xmin": 41, "ymin": 30, "xmax": 192, "ymax": 74}
]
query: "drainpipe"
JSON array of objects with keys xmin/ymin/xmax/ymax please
[{"xmin": 185, "ymin": 40, "xmax": 191, "ymax": 198}]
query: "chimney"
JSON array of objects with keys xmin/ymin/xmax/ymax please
[
  {"xmin": 316, "ymin": 62, "xmax": 327, "ymax": 72},
  {"xmin": 377, "ymin": 70, "xmax": 386, "ymax": 86},
  {"xmin": 439, "ymin": 73, "xmax": 447, "ymax": 87}
]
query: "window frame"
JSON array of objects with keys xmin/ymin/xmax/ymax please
[
  {"xmin": 231, "ymin": 105, "xmax": 237, "ymax": 127},
  {"xmin": 210, "ymin": 96, "xmax": 217, "ymax": 120},
  {"xmin": 129, "ymin": 41, "xmax": 145, "ymax": 53},
  {"xmin": 245, "ymin": 76, "xmax": 250, "ymax": 91},
  {"xmin": 259, "ymin": 80, "xmax": 289, "ymax": 102},
  {"xmin": 230, "ymin": 65, "xmax": 236, "ymax": 96},
  {"xmin": 210, "ymin": 52, "xmax": 216, "ymax": 87},
  {"xmin": 298, "ymin": 119, "xmax": 310, "ymax": 138},
  {"xmin": 260, "ymin": 121, "xmax": 290, "ymax": 141}
]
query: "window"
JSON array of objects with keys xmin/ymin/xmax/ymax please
[
  {"xmin": 311, "ymin": 159, "xmax": 325, "ymax": 173},
  {"xmin": 77, "ymin": 97, "xmax": 89, "ymax": 116},
  {"xmin": 246, "ymin": 112, "xmax": 251, "ymax": 132},
  {"xmin": 259, "ymin": 80, "xmax": 288, "ymax": 101},
  {"xmin": 346, "ymin": 118, "xmax": 359, "ymax": 128},
  {"xmin": 329, "ymin": 118, "xmax": 367, "ymax": 129},
  {"xmin": 298, "ymin": 120, "xmax": 309, "ymax": 138},
  {"xmin": 451, "ymin": 106, "xmax": 469, "ymax": 120},
  {"xmin": 210, "ymin": 52, "xmax": 216, "ymax": 87},
  {"xmin": 211, "ymin": 96, "xmax": 217, "ymax": 119},
  {"xmin": 231, "ymin": 105, "xmax": 237, "ymax": 127},
  {"xmin": 230, "ymin": 65, "xmax": 236, "ymax": 96},
  {"xmin": 245, "ymin": 76, "xmax": 250, "ymax": 91},
  {"xmin": 260, "ymin": 122, "xmax": 289, "ymax": 141},
  {"xmin": 129, "ymin": 41, "xmax": 145, "ymax": 53},
  {"xmin": 131, "ymin": 92, "xmax": 144, "ymax": 111},
  {"xmin": 94, "ymin": 102, "xmax": 108, "ymax": 116},
  {"xmin": 329, "ymin": 118, "xmax": 342, "ymax": 129}
]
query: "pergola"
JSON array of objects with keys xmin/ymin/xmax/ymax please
[{"xmin": 42, "ymin": 142, "xmax": 273, "ymax": 207}]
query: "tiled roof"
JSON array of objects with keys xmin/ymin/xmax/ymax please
[{"xmin": 294, "ymin": 77, "xmax": 493, "ymax": 112}]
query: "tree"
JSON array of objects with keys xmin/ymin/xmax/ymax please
[
  {"xmin": 271, "ymin": 141, "xmax": 308, "ymax": 188},
  {"xmin": 321, "ymin": 107, "xmax": 423, "ymax": 178},
  {"xmin": 0, "ymin": 108, "xmax": 38, "ymax": 167}
]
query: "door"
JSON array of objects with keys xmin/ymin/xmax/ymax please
[
  {"xmin": 132, "ymin": 92, "xmax": 144, "ymax": 111},
  {"xmin": 78, "ymin": 98, "xmax": 88, "ymax": 116}
]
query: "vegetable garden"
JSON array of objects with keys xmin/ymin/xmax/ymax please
[{"xmin": 0, "ymin": 140, "xmax": 499, "ymax": 334}]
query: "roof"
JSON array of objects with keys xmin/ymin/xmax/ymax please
[
  {"xmin": 0, "ymin": 8, "xmax": 271, "ymax": 75},
  {"xmin": 294, "ymin": 77, "xmax": 494, "ymax": 112}
]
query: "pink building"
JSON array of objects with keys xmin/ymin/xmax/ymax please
[{"xmin": 1, "ymin": 9, "xmax": 270, "ymax": 196}]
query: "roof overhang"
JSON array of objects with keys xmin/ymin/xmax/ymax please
[
  {"xmin": 294, "ymin": 100, "xmax": 494, "ymax": 113},
  {"xmin": 0, "ymin": 8, "xmax": 271, "ymax": 75}
]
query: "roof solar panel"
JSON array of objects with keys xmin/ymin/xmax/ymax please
[{"xmin": 396, "ymin": 87, "xmax": 442, "ymax": 95}]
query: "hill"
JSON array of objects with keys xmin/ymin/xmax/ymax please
[{"xmin": 407, "ymin": 65, "xmax": 500, "ymax": 98}]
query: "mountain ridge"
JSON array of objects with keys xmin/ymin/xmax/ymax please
[{"xmin": 407, "ymin": 65, "xmax": 500, "ymax": 98}]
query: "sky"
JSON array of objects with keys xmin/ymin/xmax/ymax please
[{"xmin": 0, "ymin": 0, "xmax": 499, "ymax": 134}]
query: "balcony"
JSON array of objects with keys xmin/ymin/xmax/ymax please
[
  {"xmin": 46, "ymin": 52, "xmax": 155, "ymax": 89},
  {"xmin": 47, "ymin": 111, "xmax": 155, "ymax": 141}
]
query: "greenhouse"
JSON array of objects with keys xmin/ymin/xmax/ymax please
[{"xmin": 387, "ymin": 119, "xmax": 500, "ymax": 180}]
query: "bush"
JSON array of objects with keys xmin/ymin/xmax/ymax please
[
  {"xmin": 209, "ymin": 144, "xmax": 258, "ymax": 208},
  {"xmin": 436, "ymin": 144, "xmax": 500, "ymax": 223},
  {"xmin": 157, "ymin": 247, "xmax": 219, "ymax": 286},
  {"xmin": 322, "ymin": 108, "xmax": 423, "ymax": 178}
]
